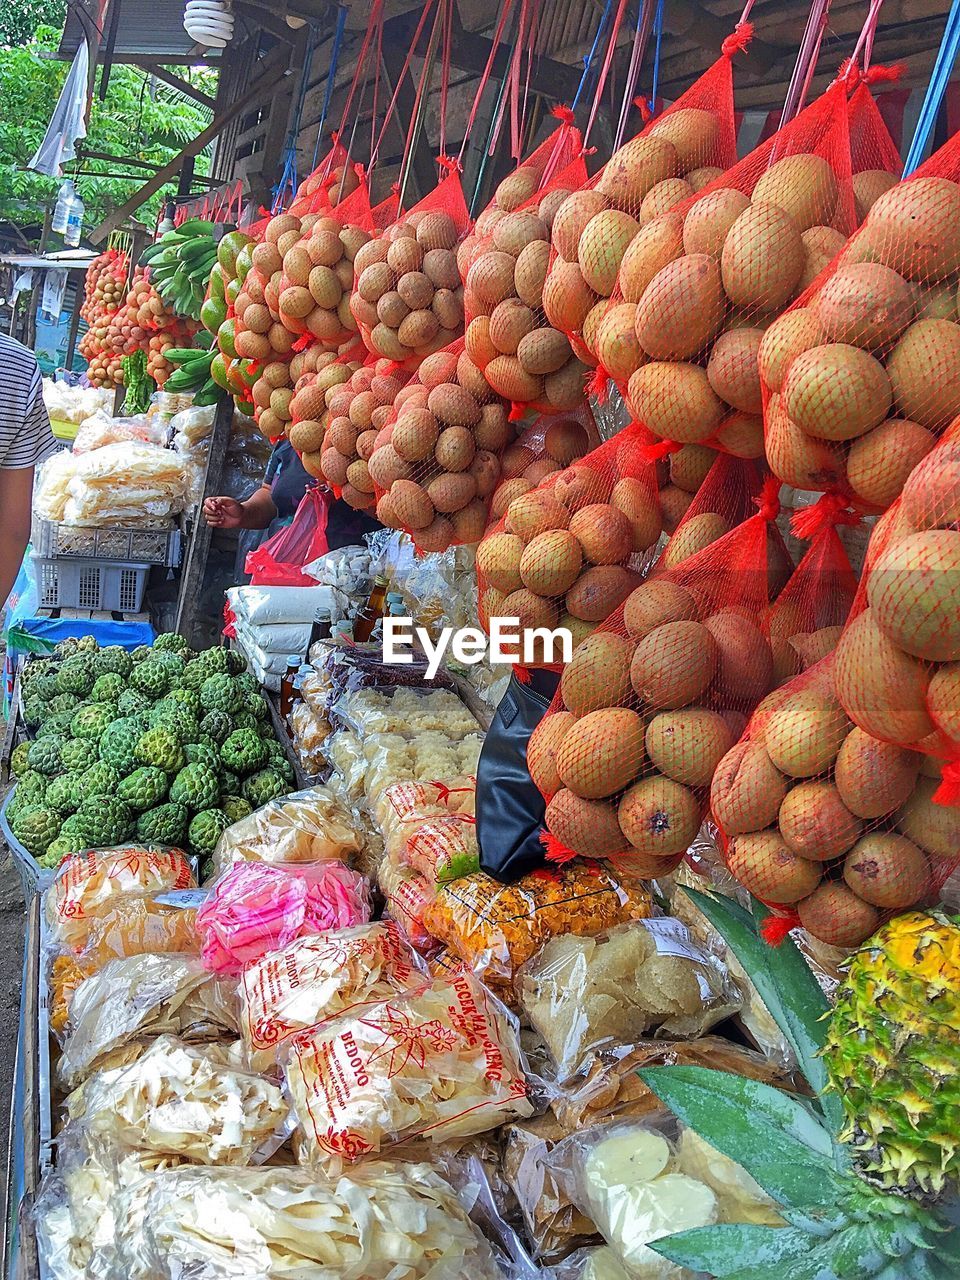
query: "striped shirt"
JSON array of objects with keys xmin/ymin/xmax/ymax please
[{"xmin": 0, "ymin": 334, "xmax": 57, "ymax": 470}]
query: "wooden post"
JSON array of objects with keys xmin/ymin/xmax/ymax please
[
  {"xmin": 175, "ymin": 394, "xmax": 233, "ymax": 647},
  {"xmin": 63, "ymin": 273, "xmax": 84, "ymax": 371}
]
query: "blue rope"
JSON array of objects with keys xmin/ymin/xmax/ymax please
[
  {"xmin": 312, "ymin": 5, "xmax": 349, "ymax": 171},
  {"xmin": 648, "ymin": 0, "xmax": 666, "ymax": 115},
  {"xmin": 572, "ymin": 0, "xmax": 616, "ymax": 111},
  {"xmin": 903, "ymin": 0, "xmax": 960, "ymax": 175},
  {"xmin": 273, "ymin": 24, "xmax": 319, "ymax": 212}
]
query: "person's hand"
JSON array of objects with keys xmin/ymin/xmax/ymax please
[{"xmin": 203, "ymin": 496, "xmax": 245, "ymax": 529}]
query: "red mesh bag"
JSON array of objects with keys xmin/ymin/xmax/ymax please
[
  {"xmin": 829, "ymin": 421, "xmax": 960, "ymax": 790},
  {"xmin": 587, "ymin": 75, "xmax": 899, "ymax": 486},
  {"xmin": 765, "ymin": 495, "xmax": 859, "ymax": 686},
  {"xmin": 366, "ymin": 337, "xmax": 513, "ymax": 551},
  {"xmin": 461, "ymin": 121, "xmax": 590, "ymax": 418},
  {"xmin": 476, "ymin": 421, "xmax": 664, "ymax": 667},
  {"xmin": 654, "ymin": 449, "xmax": 767, "ymax": 563},
  {"xmin": 273, "ymin": 178, "xmax": 378, "ymax": 347},
  {"xmin": 250, "ymin": 346, "xmax": 365, "ymax": 443},
  {"xmin": 760, "ymin": 125, "xmax": 960, "ymax": 511},
  {"xmin": 540, "ymin": 51, "xmax": 741, "ymax": 372},
  {"xmin": 288, "ymin": 136, "xmax": 359, "ymax": 216},
  {"xmin": 350, "ymin": 166, "xmax": 471, "ymax": 368},
  {"xmin": 708, "ymin": 652, "xmax": 954, "ymax": 951},
  {"xmin": 529, "ymin": 479, "xmax": 785, "ymax": 879},
  {"xmin": 487, "ymin": 404, "xmax": 602, "ymax": 525},
  {"xmin": 294, "ymin": 355, "xmax": 411, "ymax": 509}
]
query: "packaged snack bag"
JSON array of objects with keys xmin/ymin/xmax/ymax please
[
  {"xmin": 197, "ymin": 860, "xmax": 371, "ymax": 975},
  {"xmin": 286, "ymin": 970, "xmax": 533, "ymax": 1169},
  {"xmin": 238, "ymin": 920, "xmax": 426, "ymax": 1071}
]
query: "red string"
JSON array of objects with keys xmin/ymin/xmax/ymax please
[
  {"xmin": 436, "ymin": 154, "xmax": 462, "ymax": 172},
  {"xmin": 933, "ymin": 759, "xmax": 960, "ymax": 807},
  {"xmin": 508, "ymin": 402, "xmax": 528, "ymax": 422},
  {"xmin": 755, "ymin": 475, "xmax": 781, "ymax": 523},
  {"xmin": 586, "ymin": 0, "xmax": 630, "ymax": 146},
  {"xmin": 551, "ymin": 104, "xmax": 575, "ymax": 125},
  {"xmin": 371, "ymin": 0, "xmax": 436, "ymax": 171},
  {"xmin": 642, "ymin": 438, "xmax": 681, "ymax": 461},
  {"xmin": 336, "ymin": 0, "xmax": 385, "ymax": 143},
  {"xmin": 291, "ymin": 333, "xmax": 314, "ymax": 353},
  {"xmin": 634, "ymin": 95, "xmax": 654, "ymax": 122},
  {"xmin": 540, "ymin": 829, "xmax": 579, "ymax": 865},
  {"xmin": 789, "ymin": 492, "xmax": 863, "ymax": 540},
  {"xmin": 864, "ymin": 62, "xmax": 906, "ymax": 83},
  {"xmin": 457, "ymin": 0, "xmax": 515, "ymax": 167},
  {"xmin": 400, "ymin": 0, "xmax": 444, "ymax": 192},
  {"xmin": 513, "ymin": 662, "xmax": 532, "ymax": 683},
  {"xmin": 586, "ymin": 366, "xmax": 609, "ymax": 403},
  {"xmin": 721, "ymin": 21, "xmax": 754, "ymax": 56},
  {"xmin": 760, "ymin": 911, "xmax": 800, "ymax": 945},
  {"xmin": 439, "ymin": 0, "xmax": 452, "ymax": 162}
]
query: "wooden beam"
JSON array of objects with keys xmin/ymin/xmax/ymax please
[
  {"xmin": 89, "ymin": 46, "xmax": 291, "ymax": 244},
  {"xmin": 175, "ymin": 395, "xmax": 233, "ymax": 648},
  {"xmin": 380, "ymin": 43, "xmax": 437, "ymax": 204},
  {"xmin": 144, "ymin": 63, "xmax": 216, "ymax": 109},
  {"xmin": 39, "ymin": 51, "xmax": 219, "ymax": 65}
]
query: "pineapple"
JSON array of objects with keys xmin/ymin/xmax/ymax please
[
  {"xmin": 824, "ymin": 910, "xmax": 960, "ymax": 1196},
  {"xmin": 638, "ymin": 892, "xmax": 960, "ymax": 1280}
]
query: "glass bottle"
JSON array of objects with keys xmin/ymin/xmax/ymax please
[
  {"xmin": 279, "ymin": 655, "xmax": 300, "ymax": 719},
  {"xmin": 353, "ymin": 574, "xmax": 389, "ymax": 643},
  {"xmin": 307, "ymin": 606, "xmax": 332, "ymax": 658}
]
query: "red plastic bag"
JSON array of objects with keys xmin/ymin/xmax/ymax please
[
  {"xmin": 245, "ymin": 487, "xmax": 330, "ymax": 587},
  {"xmin": 709, "ymin": 653, "xmax": 951, "ymax": 951},
  {"xmin": 351, "ymin": 166, "xmax": 472, "ymax": 367},
  {"xmin": 655, "ymin": 449, "xmax": 767, "ymax": 562},
  {"xmin": 761, "ymin": 124, "xmax": 960, "ymax": 511},
  {"xmin": 530, "ymin": 480, "xmax": 785, "ymax": 877},
  {"xmin": 461, "ymin": 120, "xmax": 590, "ymax": 417},
  {"xmin": 476, "ymin": 420, "xmax": 663, "ymax": 668}
]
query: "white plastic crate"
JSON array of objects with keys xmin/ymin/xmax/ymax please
[
  {"xmin": 32, "ymin": 517, "xmax": 181, "ymax": 566},
  {"xmin": 32, "ymin": 555, "xmax": 150, "ymax": 613}
]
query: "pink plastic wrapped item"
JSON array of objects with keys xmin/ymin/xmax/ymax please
[{"xmin": 196, "ymin": 861, "xmax": 371, "ymax": 975}]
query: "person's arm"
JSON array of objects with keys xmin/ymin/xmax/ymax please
[
  {"xmin": 0, "ymin": 466, "xmax": 35, "ymax": 610},
  {"xmin": 203, "ymin": 485, "xmax": 277, "ymax": 529}
]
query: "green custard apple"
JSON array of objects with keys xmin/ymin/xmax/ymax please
[
  {"xmin": 221, "ymin": 795, "xmax": 252, "ymax": 824},
  {"xmin": 153, "ymin": 633, "xmax": 190, "ymax": 655},
  {"xmin": 116, "ymin": 688, "xmax": 151, "ymax": 717},
  {"xmin": 98, "ymin": 718, "xmax": 142, "ymax": 774},
  {"xmin": 242, "ymin": 768, "xmax": 285, "ymax": 808},
  {"xmin": 199, "ymin": 710, "xmax": 233, "ymax": 744},
  {"xmin": 200, "ymin": 673, "xmax": 242, "ymax": 715},
  {"xmin": 117, "ymin": 766, "xmax": 169, "ymax": 813},
  {"xmin": 76, "ymin": 796, "xmax": 133, "ymax": 846},
  {"xmin": 11, "ymin": 807, "xmax": 61, "ymax": 856},
  {"xmin": 60, "ymin": 738, "xmax": 90, "ymax": 772},
  {"xmin": 79, "ymin": 761, "xmax": 122, "ymax": 799},
  {"xmin": 91, "ymin": 673, "xmax": 123, "ymax": 703},
  {"xmin": 135, "ymin": 727, "xmax": 186, "ymax": 775},
  {"xmin": 44, "ymin": 773, "xmax": 83, "ymax": 815},
  {"xmin": 220, "ymin": 728, "xmax": 267, "ymax": 775},
  {"xmin": 136, "ymin": 802, "xmax": 188, "ymax": 845},
  {"xmin": 56, "ymin": 655, "xmax": 96, "ymax": 697},
  {"xmin": 9, "ymin": 741, "xmax": 31, "ymax": 777},
  {"xmin": 95, "ymin": 646, "xmax": 133, "ymax": 677},
  {"xmin": 188, "ymin": 807, "xmax": 229, "ymax": 855},
  {"xmin": 71, "ymin": 703, "xmax": 117, "ymax": 741},
  {"xmin": 169, "ymin": 763, "xmax": 220, "ymax": 812},
  {"xmin": 26, "ymin": 737, "xmax": 63, "ymax": 776}
]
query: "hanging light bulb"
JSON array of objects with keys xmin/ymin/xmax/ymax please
[{"xmin": 183, "ymin": 0, "xmax": 234, "ymax": 48}]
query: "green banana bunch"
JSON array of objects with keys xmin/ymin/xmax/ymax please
[
  {"xmin": 141, "ymin": 219, "xmax": 220, "ymax": 322},
  {"xmin": 163, "ymin": 346, "xmax": 224, "ymax": 406}
]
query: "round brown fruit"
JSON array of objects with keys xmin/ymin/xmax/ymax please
[
  {"xmin": 520, "ymin": 530, "xmax": 583, "ymax": 597},
  {"xmin": 565, "ymin": 565, "xmax": 638, "ymax": 622},
  {"xmin": 545, "ymin": 789, "xmax": 627, "ymax": 859},
  {"xmin": 527, "ymin": 710, "xmax": 576, "ymax": 796},
  {"xmin": 842, "ymin": 832, "xmax": 929, "ymax": 908},
  {"xmin": 711, "ymin": 740, "xmax": 788, "ymax": 835},
  {"xmin": 778, "ymin": 780, "xmax": 863, "ymax": 861},
  {"xmin": 796, "ymin": 882, "xmax": 880, "ymax": 949},
  {"xmin": 618, "ymin": 775, "xmax": 701, "ymax": 857},
  {"xmin": 728, "ymin": 830, "xmax": 822, "ymax": 904},
  {"xmin": 559, "ymin": 630, "xmax": 634, "ymax": 715},
  {"xmin": 630, "ymin": 620, "xmax": 718, "ymax": 709},
  {"xmin": 555, "ymin": 707, "xmax": 647, "ymax": 798}
]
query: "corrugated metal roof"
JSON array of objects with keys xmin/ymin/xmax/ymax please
[{"xmin": 58, "ymin": 0, "xmax": 216, "ymax": 60}]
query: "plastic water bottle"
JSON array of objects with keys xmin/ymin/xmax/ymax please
[{"xmin": 52, "ymin": 181, "xmax": 84, "ymax": 247}]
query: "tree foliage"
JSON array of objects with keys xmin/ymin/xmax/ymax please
[
  {"xmin": 1, "ymin": 13, "xmax": 215, "ymax": 241},
  {"xmin": 0, "ymin": 0, "xmax": 65, "ymax": 48}
]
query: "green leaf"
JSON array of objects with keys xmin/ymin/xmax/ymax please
[
  {"xmin": 637, "ymin": 1065, "xmax": 848, "ymax": 1210},
  {"xmin": 683, "ymin": 887, "xmax": 844, "ymax": 1133},
  {"xmin": 649, "ymin": 1223, "xmax": 824, "ymax": 1278}
]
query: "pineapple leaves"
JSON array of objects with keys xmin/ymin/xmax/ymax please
[
  {"xmin": 650, "ymin": 1223, "xmax": 832, "ymax": 1278},
  {"xmin": 682, "ymin": 886, "xmax": 845, "ymax": 1134},
  {"xmin": 637, "ymin": 1065, "xmax": 849, "ymax": 1209}
]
